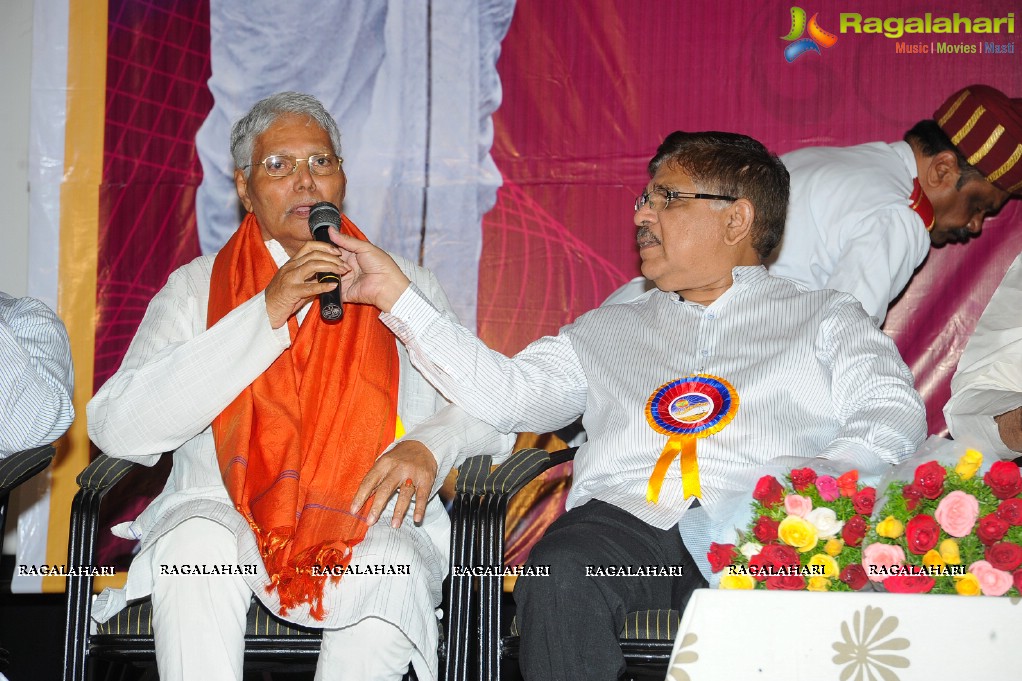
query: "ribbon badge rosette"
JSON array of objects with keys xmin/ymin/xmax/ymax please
[
  {"xmin": 644, "ymin": 374, "xmax": 738, "ymax": 503},
  {"xmin": 863, "ymin": 446, "xmax": 1022, "ymax": 596},
  {"xmin": 706, "ymin": 467, "xmax": 875, "ymax": 591}
]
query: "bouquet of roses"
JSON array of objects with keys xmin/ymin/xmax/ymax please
[
  {"xmin": 706, "ymin": 466, "xmax": 875, "ymax": 591},
  {"xmin": 862, "ymin": 446, "xmax": 1022, "ymax": 596}
]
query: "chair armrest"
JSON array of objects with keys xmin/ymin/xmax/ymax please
[
  {"xmin": 0, "ymin": 444, "xmax": 56, "ymax": 496},
  {"xmin": 75, "ymin": 453, "xmax": 141, "ymax": 496},
  {"xmin": 472, "ymin": 446, "xmax": 576, "ymax": 680},
  {"xmin": 483, "ymin": 447, "xmax": 576, "ymax": 499},
  {"xmin": 64, "ymin": 452, "xmax": 151, "ymax": 680}
]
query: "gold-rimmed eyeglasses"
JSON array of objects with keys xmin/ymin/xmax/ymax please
[{"xmin": 244, "ymin": 153, "xmax": 343, "ymax": 177}]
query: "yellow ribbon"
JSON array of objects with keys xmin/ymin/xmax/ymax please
[{"xmin": 646, "ymin": 435, "xmax": 702, "ymax": 503}]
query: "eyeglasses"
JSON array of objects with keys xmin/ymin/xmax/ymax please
[
  {"xmin": 244, "ymin": 153, "xmax": 343, "ymax": 177},
  {"xmin": 634, "ymin": 188, "xmax": 737, "ymax": 212}
]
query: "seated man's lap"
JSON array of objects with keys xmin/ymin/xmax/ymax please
[{"xmin": 516, "ymin": 499, "xmax": 705, "ymax": 623}]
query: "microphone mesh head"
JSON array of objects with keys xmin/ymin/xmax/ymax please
[{"xmin": 309, "ymin": 201, "xmax": 341, "ymax": 235}]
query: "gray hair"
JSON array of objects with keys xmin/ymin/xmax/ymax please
[{"xmin": 230, "ymin": 92, "xmax": 342, "ymax": 178}]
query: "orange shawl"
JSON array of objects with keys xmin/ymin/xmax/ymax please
[{"xmin": 208, "ymin": 212, "xmax": 399, "ymax": 619}]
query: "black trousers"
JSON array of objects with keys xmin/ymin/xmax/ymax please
[{"xmin": 513, "ymin": 500, "xmax": 706, "ymax": 681}]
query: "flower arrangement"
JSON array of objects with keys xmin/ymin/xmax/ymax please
[
  {"xmin": 706, "ymin": 467, "xmax": 875, "ymax": 591},
  {"xmin": 863, "ymin": 449, "xmax": 1022, "ymax": 596}
]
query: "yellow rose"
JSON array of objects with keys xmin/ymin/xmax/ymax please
[
  {"xmin": 778, "ymin": 516, "xmax": 819, "ymax": 553},
  {"xmin": 876, "ymin": 516, "xmax": 905, "ymax": 539},
  {"xmin": 824, "ymin": 538, "xmax": 844, "ymax": 557},
  {"xmin": 955, "ymin": 448, "xmax": 983, "ymax": 480},
  {"xmin": 808, "ymin": 553, "xmax": 839, "ymax": 578},
  {"xmin": 922, "ymin": 549, "xmax": 945, "ymax": 569},
  {"xmin": 939, "ymin": 538, "xmax": 961, "ymax": 565},
  {"xmin": 807, "ymin": 576, "xmax": 830, "ymax": 592},
  {"xmin": 719, "ymin": 573, "xmax": 756, "ymax": 590},
  {"xmin": 955, "ymin": 573, "xmax": 981, "ymax": 596}
]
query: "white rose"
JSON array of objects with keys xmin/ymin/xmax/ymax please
[
  {"xmin": 805, "ymin": 507, "xmax": 844, "ymax": 539},
  {"xmin": 739, "ymin": 541, "xmax": 763, "ymax": 559}
]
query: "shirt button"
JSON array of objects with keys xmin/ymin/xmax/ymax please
[
  {"xmin": 701, "ymin": 349, "xmax": 710, "ymax": 357},
  {"xmin": 705, "ymin": 312, "xmax": 715, "ymax": 320}
]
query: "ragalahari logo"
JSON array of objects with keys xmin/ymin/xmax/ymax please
[{"xmin": 782, "ymin": 7, "xmax": 839, "ymax": 62}]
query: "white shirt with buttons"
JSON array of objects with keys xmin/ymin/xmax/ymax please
[{"xmin": 382, "ymin": 265, "xmax": 926, "ymax": 531}]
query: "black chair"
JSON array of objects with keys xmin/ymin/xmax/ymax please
[
  {"xmin": 0, "ymin": 444, "xmax": 57, "ymax": 556},
  {"xmin": 62, "ymin": 452, "xmax": 484, "ymax": 681},
  {"xmin": 0, "ymin": 444, "xmax": 58, "ymax": 675},
  {"xmin": 456, "ymin": 447, "xmax": 681, "ymax": 681}
]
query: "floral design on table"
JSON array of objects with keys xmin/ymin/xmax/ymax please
[
  {"xmin": 832, "ymin": 606, "xmax": 910, "ymax": 681},
  {"xmin": 666, "ymin": 632, "xmax": 698, "ymax": 681}
]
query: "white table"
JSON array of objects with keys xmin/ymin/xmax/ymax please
[{"xmin": 665, "ymin": 589, "xmax": 1022, "ymax": 681}]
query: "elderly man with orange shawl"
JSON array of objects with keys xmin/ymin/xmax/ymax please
[{"xmin": 86, "ymin": 92, "xmax": 511, "ymax": 681}]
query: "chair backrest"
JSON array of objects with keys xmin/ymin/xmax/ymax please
[{"xmin": 0, "ymin": 444, "xmax": 56, "ymax": 556}]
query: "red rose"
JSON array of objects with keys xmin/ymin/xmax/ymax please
[
  {"xmin": 904, "ymin": 515, "xmax": 940, "ymax": 555},
  {"xmin": 753, "ymin": 475, "xmax": 784, "ymax": 508},
  {"xmin": 707, "ymin": 542, "xmax": 736, "ymax": 573},
  {"xmin": 842, "ymin": 515, "xmax": 868, "ymax": 547},
  {"xmin": 836, "ymin": 470, "xmax": 859, "ymax": 498},
  {"xmin": 884, "ymin": 574, "xmax": 936, "ymax": 594},
  {"xmin": 913, "ymin": 461, "xmax": 947, "ymax": 500},
  {"xmin": 902, "ymin": 484, "xmax": 923, "ymax": 511},
  {"xmin": 765, "ymin": 574, "xmax": 806, "ymax": 590},
  {"xmin": 997, "ymin": 499, "xmax": 1022, "ymax": 526},
  {"xmin": 749, "ymin": 544, "xmax": 800, "ymax": 582},
  {"xmin": 977, "ymin": 513, "xmax": 1010, "ymax": 545},
  {"xmin": 985, "ymin": 542, "xmax": 1022, "ymax": 572},
  {"xmin": 753, "ymin": 515, "xmax": 779, "ymax": 543},
  {"xmin": 790, "ymin": 467, "xmax": 817, "ymax": 492},
  {"xmin": 984, "ymin": 461, "xmax": 1022, "ymax": 500},
  {"xmin": 1014, "ymin": 569, "xmax": 1022, "ymax": 594},
  {"xmin": 839, "ymin": 563, "xmax": 868, "ymax": 591},
  {"xmin": 852, "ymin": 487, "xmax": 876, "ymax": 515}
]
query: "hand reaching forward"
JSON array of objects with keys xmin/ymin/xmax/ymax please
[
  {"xmin": 328, "ymin": 228, "xmax": 411, "ymax": 313},
  {"xmin": 264, "ymin": 241, "xmax": 345, "ymax": 328},
  {"xmin": 350, "ymin": 440, "xmax": 439, "ymax": 528}
]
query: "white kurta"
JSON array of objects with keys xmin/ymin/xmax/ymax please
[
  {"xmin": 944, "ymin": 252, "xmax": 1022, "ymax": 459},
  {"xmin": 606, "ymin": 142, "xmax": 931, "ymax": 324},
  {"xmin": 765, "ymin": 141, "xmax": 930, "ymax": 324},
  {"xmin": 87, "ymin": 240, "xmax": 511, "ymax": 681}
]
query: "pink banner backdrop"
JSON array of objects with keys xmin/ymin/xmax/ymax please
[
  {"xmin": 478, "ymin": 0, "xmax": 1022, "ymax": 564},
  {"xmin": 94, "ymin": 0, "xmax": 212, "ymax": 565}
]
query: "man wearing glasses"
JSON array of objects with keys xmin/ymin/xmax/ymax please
[
  {"xmin": 332, "ymin": 130, "xmax": 927, "ymax": 680},
  {"xmin": 87, "ymin": 91, "xmax": 510, "ymax": 681}
]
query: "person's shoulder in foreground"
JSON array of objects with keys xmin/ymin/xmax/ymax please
[{"xmin": 0, "ymin": 291, "xmax": 75, "ymax": 457}]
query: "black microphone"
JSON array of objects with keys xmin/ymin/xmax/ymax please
[{"xmin": 308, "ymin": 201, "xmax": 343, "ymax": 321}]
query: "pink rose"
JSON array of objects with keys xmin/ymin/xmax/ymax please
[
  {"xmin": 934, "ymin": 490, "xmax": 980, "ymax": 538},
  {"xmin": 784, "ymin": 494, "xmax": 813, "ymax": 518},
  {"xmin": 862, "ymin": 543, "xmax": 906, "ymax": 583},
  {"xmin": 968, "ymin": 560, "xmax": 1015, "ymax": 596},
  {"xmin": 816, "ymin": 475, "xmax": 839, "ymax": 502}
]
